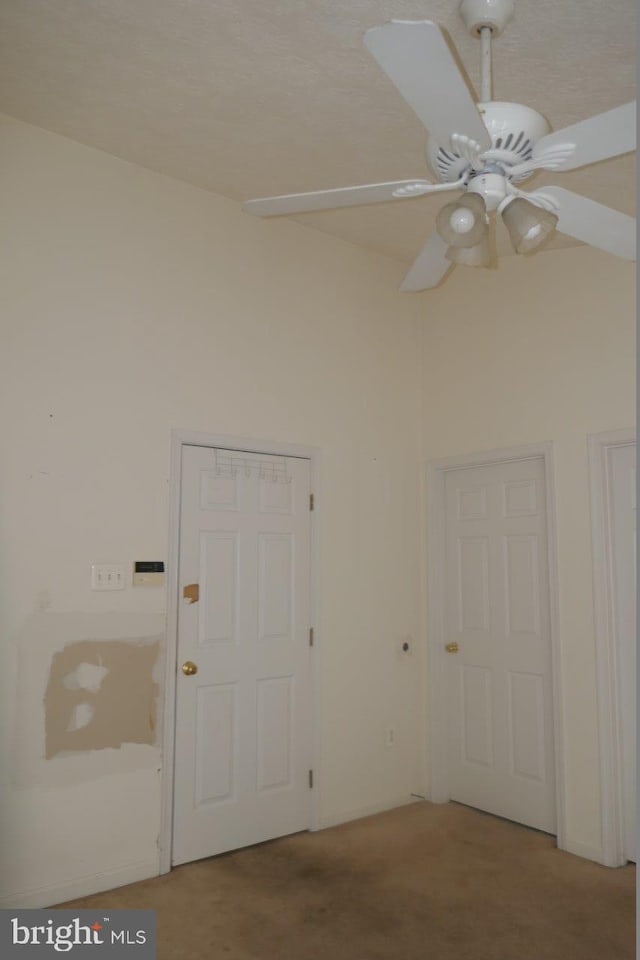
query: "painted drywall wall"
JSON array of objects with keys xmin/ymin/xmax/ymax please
[
  {"xmin": 0, "ymin": 114, "xmax": 425, "ymax": 906},
  {"xmin": 419, "ymin": 247, "xmax": 636, "ymax": 861},
  {"xmin": 2, "ymin": 109, "xmax": 633, "ymax": 904}
]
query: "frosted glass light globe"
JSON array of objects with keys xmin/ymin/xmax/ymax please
[
  {"xmin": 501, "ymin": 197, "xmax": 558, "ymax": 254},
  {"xmin": 436, "ymin": 193, "xmax": 488, "ymax": 248}
]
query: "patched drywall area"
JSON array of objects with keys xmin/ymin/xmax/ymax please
[
  {"xmin": 44, "ymin": 639, "xmax": 159, "ymax": 758},
  {"xmin": 11, "ymin": 613, "xmax": 165, "ymax": 792},
  {"xmin": 4, "ymin": 611, "xmax": 165, "ymax": 905}
]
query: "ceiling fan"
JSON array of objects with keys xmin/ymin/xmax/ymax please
[{"xmin": 243, "ymin": 0, "xmax": 636, "ymax": 291}]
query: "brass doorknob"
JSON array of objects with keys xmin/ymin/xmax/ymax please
[
  {"xmin": 445, "ymin": 642, "xmax": 459, "ymax": 653},
  {"xmin": 182, "ymin": 660, "xmax": 198, "ymax": 676}
]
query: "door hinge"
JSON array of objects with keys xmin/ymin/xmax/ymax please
[
  {"xmin": 309, "ymin": 493, "xmax": 315, "ymax": 511},
  {"xmin": 309, "ymin": 627, "xmax": 314, "ymax": 647},
  {"xmin": 309, "ymin": 770, "xmax": 314, "ymax": 789}
]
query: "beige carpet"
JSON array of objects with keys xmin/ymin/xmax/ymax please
[{"xmin": 60, "ymin": 801, "xmax": 635, "ymax": 959}]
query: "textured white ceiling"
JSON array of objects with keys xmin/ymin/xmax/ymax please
[{"xmin": 0, "ymin": 0, "xmax": 635, "ymax": 263}]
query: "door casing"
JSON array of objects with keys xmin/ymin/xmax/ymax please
[
  {"xmin": 159, "ymin": 429, "xmax": 322, "ymax": 874},
  {"xmin": 588, "ymin": 428, "xmax": 636, "ymax": 867},
  {"xmin": 425, "ymin": 442, "xmax": 567, "ymax": 854}
]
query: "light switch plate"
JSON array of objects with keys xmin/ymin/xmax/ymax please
[{"xmin": 91, "ymin": 564, "xmax": 125, "ymax": 590}]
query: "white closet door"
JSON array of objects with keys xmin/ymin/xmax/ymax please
[
  {"xmin": 444, "ymin": 457, "xmax": 556, "ymax": 833},
  {"xmin": 172, "ymin": 445, "xmax": 313, "ymax": 866}
]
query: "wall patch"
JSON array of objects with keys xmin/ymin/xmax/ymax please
[{"xmin": 44, "ymin": 639, "xmax": 159, "ymax": 758}]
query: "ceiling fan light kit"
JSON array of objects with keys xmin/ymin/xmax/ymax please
[
  {"xmin": 501, "ymin": 197, "xmax": 559, "ymax": 254},
  {"xmin": 445, "ymin": 235, "xmax": 492, "ymax": 268},
  {"xmin": 244, "ymin": 0, "xmax": 636, "ymax": 291},
  {"xmin": 436, "ymin": 192, "xmax": 488, "ymax": 247}
]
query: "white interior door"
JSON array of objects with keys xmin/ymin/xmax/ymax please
[
  {"xmin": 443, "ymin": 457, "xmax": 556, "ymax": 833},
  {"xmin": 172, "ymin": 445, "xmax": 313, "ymax": 866},
  {"xmin": 608, "ymin": 442, "xmax": 636, "ymax": 862}
]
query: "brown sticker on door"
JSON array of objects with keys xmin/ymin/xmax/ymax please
[{"xmin": 44, "ymin": 639, "xmax": 159, "ymax": 758}]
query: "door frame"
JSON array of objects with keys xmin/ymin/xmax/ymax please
[
  {"xmin": 588, "ymin": 428, "xmax": 636, "ymax": 867},
  {"xmin": 424, "ymin": 441, "xmax": 567, "ymax": 851},
  {"xmin": 159, "ymin": 429, "xmax": 322, "ymax": 874}
]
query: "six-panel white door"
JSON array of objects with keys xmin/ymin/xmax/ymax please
[
  {"xmin": 608, "ymin": 441, "xmax": 636, "ymax": 862},
  {"xmin": 444, "ymin": 457, "xmax": 556, "ymax": 833},
  {"xmin": 172, "ymin": 445, "xmax": 313, "ymax": 866}
]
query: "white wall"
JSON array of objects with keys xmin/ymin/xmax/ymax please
[
  {"xmin": 419, "ymin": 247, "xmax": 636, "ymax": 861},
  {"xmin": 1, "ymin": 111, "xmax": 635, "ymax": 905},
  {"xmin": 0, "ymin": 114, "xmax": 425, "ymax": 906}
]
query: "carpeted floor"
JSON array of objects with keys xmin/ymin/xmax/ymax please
[{"xmin": 60, "ymin": 801, "xmax": 635, "ymax": 959}]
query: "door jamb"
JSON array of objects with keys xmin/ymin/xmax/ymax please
[
  {"xmin": 588, "ymin": 428, "xmax": 636, "ymax": 867},
  {"xmin": 159, "ymin": 429, "xmax": 322, "ymax": 874},
  {"xmin": 425, "ymin": 442, "xmax": 566, "ymax": 851}
]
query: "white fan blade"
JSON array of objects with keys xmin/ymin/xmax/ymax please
[
  {"xmin": 364, "ymin": 21, "xmax": 491, "ymax": 151},
  {"xmin": 533, "ymin": 102, "xmax": 636, "ymax": 171},
  {"xmin": 243, "ymin": 179, "xmax": 445, "ymax": 216},
  {"xmin": 400, "ymin": 232, "xmax": 453, "ymax": 291},
  {"xmin": 531, "ymin": 186, "xmax": 636, "ymax": 260}
]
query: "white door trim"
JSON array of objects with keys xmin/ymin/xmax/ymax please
[
  {"xmin": 425, "ymin": 442, "xmax": 566, "ymax": 851},
  {"xmin": 159, "ymin": 430, "xmax": 322, "ymax": 874},
  {"xmin": 588, "ymin": 428, "xmax": 636, "ymax": 867}
]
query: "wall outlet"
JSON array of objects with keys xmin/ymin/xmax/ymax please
[
  {"xmin": 385, "ymin": 727, "xmax": 395, "ymax": 748},
  {"xmin": 91, "ymin": 564, "xmax": 125, "ymax": 591}
]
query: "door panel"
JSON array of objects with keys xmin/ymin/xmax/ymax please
[
  {"xmin": 444, "ymin": 457, "xmax": 556, "ymax": 833},
  {"xmin": 504, "ymin": 535, "xmax": 540, "ymax": 635},
  {"xmin": 195, "ymin": 683, "xmax": 236, "ymax": 806},
  {"xmin": 258, "ymin": 534, "xmax": 293, "ymax": 641},
  {"xmin": 508, "ymin": 671, "xmax": 546, "ymax": 782},
  {"xmin": 458, "ymin": 537, "xmax": 490, "ymax": 631},
  {"xmin": 461, "ymin": 665, "xmax": 493, "ymax": 767},
  {"xmin": 256, "ymin": 676, "xmax": 293, "ymax": 792},
  {"xmin": 200, "ymin": 532, "xmax": 238, "ymax": 645},
  {"xmin": 172, "ymin": 445, "xmax": 313, "ymax": 866}
]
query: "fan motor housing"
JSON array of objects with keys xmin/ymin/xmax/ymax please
[{"xmin": 426, "ymin": 101, "xmax": 551, "ymax": 184}]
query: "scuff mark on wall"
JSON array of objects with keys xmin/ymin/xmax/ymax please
[{"xmin": 44, "ymin": 639, "xmax": 159, "ymax": 758}]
